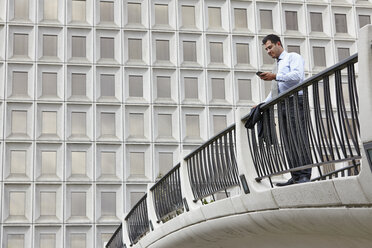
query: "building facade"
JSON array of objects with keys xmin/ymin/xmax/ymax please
[{"xmin": 0, "ymin": 0, "xmax": 371, "ymax": 247}]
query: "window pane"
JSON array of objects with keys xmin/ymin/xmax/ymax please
[
  {"xmin": 40, "ymin": 234, "xmax": 56, "ymax": 248},
  {"xmin": 182, "ymin": 5, "xmax": 195, "ymax": 27},
  {"xmin": 71, "ymin": 73, "xmax": 86, "ymax": 96},
  {"xmin": 100, "ymin": 1, "xmax": 114, "ymax": 22},
  {"xmin": 129, "ymin": 152, "xmax": 145, "ymax": 176},
  {"xmin": 14, "ymin": 0, "xmax": 28, "ymax": 19},
  {"xmin": 43, "ymin": 35, "xmax": 57, "ymax": 57},
  {"xmin": 313, "ymin": 46, "xmax": 326, "ymax": 67},
  {"xmin": 71, "ymin": 192, "xmax": 86, "ymax": 216},
  {"xmin": 130, "ymin": 192, "xmax": 145, "ymax": 208},
  {"xmin": 211, "ymin": 78, "xmax": 225, "ymax": 100},
  {"xmin": 359, "ymin": 15, "xmax": 371, "ymax": 28},
  {"xmin": 72, "ymin": 0, "xmax": 86, "ymax": 22},
  {"xmin": 9, "ymin": 192, "xmax": 25, "ymax": 216},
  {"xmin": 129, "ymin": 75, "xmax": 143, "ymax": 97},
  {"xmin": 156, "ymin": 40, "xmax": 170, "ymax": 61},
  {"xmin": 208, "ymin": 7, "xmax": 221, "ymax": 28},
  {"xmin": 13, "ymin": 34, "xmax": 28, "ymax": 56},
  {"xmin": 101, "ymin": 112, "xmax": 115, "ymax": 136},
  {"xmin": 183, "ymin": 41, "xmax": 196, "ymax": 62},
  {"xmin": 71, "ymin": 151, "xmax": 86, "ymax": 175},
  {"xmin": 337, "ymin": 47, "xmax": 350, "ymax": 61},
  {"xmin": 128, "ymin": 3, "xmax": 141, "ymax": 24},
  {"xmin": 128, "ymin": 38, "xmax": 142, "ymax": 60},
  {"xmin": 158, "ymin": 114, "xmax": 172, "ymax": 137},
  {"xmin": 155, "ymin": 4, "xmax": 168, "ymax": 25},
  {"xmin": 260, "ymin": 10, "xmax": 273, "ymax": 29},
  {"xmin": 71, "ymin": 112, "xmax": 86, "ymax": 135},
  {"xmin": 70, "ymin": 234, "xmax": 86, "ymax": 248},
  {"xmin": 285, "ymin": 11, "xmax": 298, "ymax": 31},
  {"xmin": 71, "ymin": 36, "xmax": 86, "ymax": 58},
  {"xmin": 210, "ymin": 42, "xmax": 223, "ymax": 63},
  {"xmin": 234, "ymin": 8, "xmax": 247, "ymax": 29},
  {"xmin": 101, "ymin": 37, "xmax": 114, "ymax": 59},
  {"xmin": 287, "ymin": 45, "xmax": 301, "ymax": 54},
  {"xmin": 12, "ymin": 71, "xmax": 28, "ymax": 96},
  {"xmin": 310, "ymin": 12, "xmax": 323, "ymax": 32},
  {"xmin": 213, "ymin": 115, "xmax": 227, "ymax": 135},
  {"xmin": 101, "ymin": 152, "xmax": 116, "ymax": 175},
  {"xmin": 41, "ymin": 151, "xmax": 57, "ymax": 175},
  {"xmin": 43, "ymin": 0, "xmax": 58, "ymax": 20},
  {"xmin": 8, "ymin": 234, "xmax": 24, "ymax": 248},
  {"xmin": 42, "ymin": 111, "xmax": 57, "ymax": 134},
  {"xmin": 42, "ymin": 72, "xmax": 57, "ymax": 96},
  {"xmin": 101, "ymin": 192, "xmax": 116, "ymax": 216},
  {"xmin": 129, "ymin": 113, "xmax": 144, "ymax": 137},
  {"xmin": 158, "ymin": 152, "xmax": 172, "ymax": 176},
  {"xmin": 157, "ymin": 76, "xmax": 171, "ymax": 98},
  {"xmin": 335, "ymin": 14, "xmax": 347, "ymax": 33},
  {"xmin": 238, "ymin": 79, "xmax": 252, "ymax": 101},
  {"xmin": 101, "ymin": 74, "xmax": 115, "ymax": 97},
  {"xmin": 236, "ymin": 43, "xmax": 249, "ymax": 64},
  {"xmin": 186, "ymin": 115, "xmax": 200, "ymax": 138},
  {"xmin": 184, "ymin": 77, "xmax": 198, "ymax": 99},
  {"xmin": 40, "ymin": 192, "xmax": 56, "ymax": 216},
  {"xmin": 10, "ymin": 150, "xmax": 26, "ymax": 175},
  {"xmin": 12, "ymin": 110, "xmax": 27, "ymax": 134}
]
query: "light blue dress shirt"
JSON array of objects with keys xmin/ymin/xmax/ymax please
[{"xmin": 264, "ymin": 50, "xmax": 305, "ymax": 102}]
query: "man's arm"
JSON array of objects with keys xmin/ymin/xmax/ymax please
[{"xmin": 276, "ymin": 53, "xmax": 304, "ymax": 82}]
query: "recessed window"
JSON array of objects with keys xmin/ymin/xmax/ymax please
[
  {"xmin": 234, "ymin": 8, "xmax": 247, "ymax": 29},
  {"xmin": 100, "ymin": 0, "xmax": 114, "ymax": 22},
  {"xmin": 337, "ymin": 47, "xmax": 350, "ymax": 62},
  {"xmin": 8, "ymin": 234, "xmax": 24, "ymax": 248},
  {"xmin": 71, "ymin": 151, "xmax": 86, "ymax": 175},
  {"xmin": 155, "ymin": 4, "xmax": 168, "ymax": 25},
  {"xmin": 158, "ymin": 152, "xmax": 173, "ymax": 176},
  {"xmin": 335, "ymin": 14, "xmax": 347, "ymax": 33},
  {"xmin": 101, "ymin": 152, "xmax": 116, "ymax": 175},
  {"xmin": 185, "ymin": 115, "xmax": 200, "ymax": 138},
  {"xmin": 129, "ymin": 75, "xmax": 143, "ymax": 97},
  {"xmin": 100, "ymin": 37, "xmax": 115, "ymax": 59},
  {"xmin": 236, "ymin": 43, "xmax": 249, "ymax": 64},
  {"xmin": 70, "ymin": 234, "xmax": 86, "ymax": 248},
  {"xmin": 43, "ymin": 35, "xmax": 57, "ymax": 57},
  {"xmin": 183, "ymin": 41, "xmax": 197, "ymax": 62},
  {"xmin": 13, "ymin": 34, "xmax": 28, "ymax": 56},
  {"xmin": 42, "ymin": 111, "xmax": 57, "ymax": 134},
  {"xmin": 238, "ymin": 79, "xmax": 252, "ymax": 101},
  {"xmin": 359, "ymin": 15, "xmax": 371, "ymax": 28},
  {"xmin": 100, "ymin": 74, "xmax": 115, "ymax": 97},
  {"xmin": 211, "ymin": 78, "xmax": 225, "ymax": 100},
  {"xmin": 72, "ymin": 0, "xmax": 86, "ymax": 22},
  {"xmin": 12, "ymin": 71, "xmax": 28, "ymax": 96},
  {"xmin": 208, "ymin": 7, "xmax": 221, "ymax": 28},
  {"xmin": 157, "ymin": 114, "xmax": 172, "ymax": 137},
  {"xmin": 128, "ymin": 3, "xmax": 141, "ymax": 24},
  {"xmin": 129, "ymin": 113, "xmax": 144, "ymax": 137},
  {"xmin": 181, "ymin": 5, "xmax": 195, "ymax": 27},
  {"xmin": 213, "ymin": 115, "xmax": 227, "ymax": 135},
  {"xmin": 71, "ymin": 192, "xmax": 86, "ymax": 216},
  {"xmin": 71, "ymin": 73, "xmax": 86, "ymax": 97},
  {"xmin": 71, "ymin": 112, "xmax": 86, "ymax": 135},
  {"xmin": 14, "ymin": 0, "xmax": 28, "ymax": 19},
  {"xmin": 9, "ymin": 192, "xmax": 25, "ymax": 216},
  {"xmin": 43, "ymin": 0, "xmax": 58, "ymax": 20},
  {"xmin": 42, "ymin": 72, "xmax": 57, "ymax": 97},
  {"xmin": 310, "ymin": 12, "xmax": 323, "ymax": 32},
  {"xmin": 128, "ymin": 38, "xmax": 142, "ymax": 60},
  {"xmin": 130, "ymin": 192, "xmax": 145, "ymax": 208},
  {"xmin": 101, "ymin": 112, "xmax": 115, "ymax": 136},
  {"xmin": 157, "ymin": 76, "xmax": 171, "ymax": 98},
  {"xmin": 287, "ymin": 45, "xmax": 301, "ymax": 54},
  {"xmin": 41, "ymin": 151, "xmax": 57, "ymax": 176},
  {"xmin": 184, "ymin": 77, "xmax": 198, "ymax": 99},
  {"xmin": 40, "ymin": 192, "xmax": 56, "ymax": 216},
  {"xmin": 101, "ymin": 192, "xmax": 116, "ymax": 216},
  {"xmin": 156, "ymin": 40, "xmax": 170, "ymax": 61},
  {"xmin": 210, "ymin": 42, "xmax": 223, "ymax": 63},
  {"xmin": 129, "ymin": 152, "xmax": 145, "ymax": 176},
  {"xmin": 10, "ymin": 150, "xmax": 26, "ymax": 175},
  {"xmin": 71, "ymin": 36, "xmax": 86, "ymax": 58},
  {"xmin": 313, "ymin": 46, "xmax": 326, "ymax": 67},
  {"xmin": 40, "ymin": 234, "xmax": 56, "ymax": 248},
  {"xmin": 260, "ymin": 10, "xmax": 273, "ymax": 29},
  {"xmin": 285, "ymin": 11, "xmax": 298, "ymax": 31},
  {"xmin": 12, "ymin": 110, "xmax": 27, "ymax": 134}
]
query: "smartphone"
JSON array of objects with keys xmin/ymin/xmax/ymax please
[{"xmin": 256, "ymin": 71, "xmax": 263, "ymax": 77}]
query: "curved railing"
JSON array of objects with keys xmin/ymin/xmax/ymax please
[{"xmin": 106, "ymin": 224, "xmax": 126, "ymax": 248}]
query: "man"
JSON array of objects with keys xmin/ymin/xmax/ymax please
[{"xmin": 258, "ymin": 34, "xmax": 311, "ymax": 186}]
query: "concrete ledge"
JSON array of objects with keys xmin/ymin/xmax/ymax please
[
  {"xmin": 333, "ymin": 176, "xmax": 369, "ymax": 205},
  {"xmin": 240, "ymin": 190, "xmax": 279, "ymax": 212},
  {"xmin": 200, "ymin": 197, "xmax": 236, "ymax": 219}
]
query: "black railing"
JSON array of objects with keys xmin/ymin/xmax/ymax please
[
  {"xmin": 125, "ymin": 194, "xmax": 149, "ymax": 245},
  {"xmin": 184, "ymin": 125, "xmax": 240, "ymax": 202},
  {"xmin": 150, "ymin": 164, "xmax": 184, "ymax": 222},
  {"xmin": 243, "ymin": 54, "xmax": 361, "ymax": 186},
  {"xmin": 106, "ymin": 224, "xmax": 125, "ymax": 248}
]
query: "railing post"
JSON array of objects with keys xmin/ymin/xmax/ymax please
[
  {"xmin": 122, "ymin": 216, "xmax": 131, "ymax": 247},
  {"xmin": 146, "ymin": 183, "xmax": 160, "ymax": 230}
]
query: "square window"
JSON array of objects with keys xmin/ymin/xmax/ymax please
[
  {"xmin": 128, "ymin": 38, "xmax": 142, "ymax": 60},
  {"xmin": 40, "ymin": 192, "xmax": 56, "ymax": 216},
  {"xmin": 182, "ymin": 5, "xmax": 195, "ymax": 27},
  {"xmin": 337, "ymin": 47, "xmax": 350, "ymax": 61},
  {"xmin": 129, "ymin": 113, "xmax": 144, "ymax": 137},
  {"xmin": 157, "ymin": 76, "xmax": 171, "ymax": 98},
  {"xmin": 128, "ymin": 3, "xmax": 141, "ymax": 24},
  {"xmin": 211, "ymin": 78, "xmax": 225, "ymax": 100},
  {"xmin": 238, "ymin": 79, "xmax": 252, "ymax": 101},
  {"xmin": 71, "ymin": 36, "xmax": 86, "ymax": 58},
  {"xmin": 183, "ymin": 41, "xmax": 196, "ymax": 62},
  {"xmin": 158, "ymin": 152, "xmax": 173, "ymax": 176},
  {"xmin": 287, "ymin": 45, "xmax": 301, "ymax": 54},
  {"xmin": 158, "ymin": 114, "xmax": 172, "ymax": 137},
  {"xmin": 43, "ymin": 0, "xmax": 58, "ymax": 20},
  {"xmin": 101, "ymin": 192, "xmax": 116, "ymax": 216},
  {"xmin": 71, "ymin": 112, "xmax": 86, "ymax": 135},
  {"xmin": 100, "ymin": 1, "xmax": 114, "ymax": 22},
  {"xmin": 335, "ymin": 14, "xmax": 347, "ymax": 33},
  {"xmin": 43, "ymin": 35, "xmax": 57, "ymax": 57},
  {"xmin": 313, "ymin": 46, "xmax": 326, "ymax": 67},
  {"xmin": 310, "ymin": 12, "xmax": 323, "ymax": 32},
  {"xmin": 184, "ymin": 77, "xmax": 198, "ymax": 99},
  {"xmin": 101, "ymin": 112, "xmax": 115, "ymax": 136},
  {"xmin": 72, "ymin": 0, "xmax": 86, "ymax": 22},
  {"xmin": 13, "ymin": 34, "xmax": 28, "ymax": 56},
  {"xmin": 71, "ymin": 151, "xmax": 86, "ymax": 175},
  {"xmin": 185, "ymin": 115, "xmax": 200, "ymax": 138},
  {"xmin": 71, "ymin": 73, "xmax": 86, "ymax": 96},
  {"xmin": 285, "ymin": 11, "xmax": 298, "ymax": 31},
  {"xmin": 213, "ymin": 115, "xmax": 227, "ymax": 135},
  {"xmin": 9, "ymin": 192, "xmax": 25, "ymax": 216},
  {"xmin": 100, "ymin": 37, "xmax": 115, "ymax": 59},
  {"xmin": 101, "ymin": 152, "xmax": 116, "ymax": 175},
  {"xmin": 129, "ymin": 75, "xmax": 143, "ymax": 97},
  {"xmin": 156, "ymin": 40, "xmax": 170, "ymax": 61},
  {"xmin": 236, "ymin": 43, "xmax": 249, "ymax": 64},
  {"xmin": 71, "ymin": 192, "xmax": 86, "ymax": 216},
  {"xmin": 260, "ymin": 10, "xmax": 273, "ymax": 29},
  {"xmin": 12, "ymin": 71, "xmax": 28, "ymax": 96},
  {"xmin": 210, "ymin": 42, "xmax": 223, "ymax": 63},
  {"xmin": 234, "ymin": 8, "xmax": 247, "ymax": 29},
  {"xmin": 70, "ymin": 234, "xmax": 86, "ymax": 248},
  {"xmin": 40, "ymin": 234, "xmax": 56, "ymax": 248},
  {"xmin": 14, "ymin": 0, "xmax": 28, "ymax": 19},
  {"xmin": 208, "ymin": 7, "xmax": 221, "ymax": 28},
  {"xmin": 42, "ymin": 111, "xmax": 57, "ymax": 134},
  {"xmin": 42, "ymin": 72, "xmax": 57, "ymax": 96},
  {"xmin": 359, "ymin": 15, "xmax": 371, "ymax": 28},
  {"xmin": 100, "ymin": 74, "xmax": 115, "ymax": 97},
  {"xmin": 155, "ymin": 4, "xmax": 168, "ymax": 25},
  {"xmin": 10, "ymin": 150, "xmax": 26, "ymax": 175},
  {"xmin": 12, "ymin": 110, "xmax": 27, "ymax": 134},
  {"xmin": 130, "ymin": 192, "xmax": 145, "ymax": 208},
  {"xmin": 41, "ymin": 151, "xmax": 57, "ymax": 175},
  {"xmin": 129, "ymin": 152, "xmax": 145, "ymax": 176},
  {"xmin": 8, "ymin": 234, "xmax": 24, "ymax": 248}
]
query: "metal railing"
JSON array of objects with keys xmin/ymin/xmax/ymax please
[
  {"xmin": 184, "ymin": 125, "xmax": 240, "ymax": 202},
  {"xmin": 242, "ymin": 54, "xmax": 361, "ymax": 186},
  {"xmin": 106, "ymin": 224, "xmax": 126, "ymax": 248},
  {"xmin": 124, "ymin": 194, "xmax": 149, "ymax": 245},
  {"xmin": 150, "ymin": 164, "xmax": 184, "ymax": 222}
]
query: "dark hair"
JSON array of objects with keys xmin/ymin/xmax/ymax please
[{"xmin": 262, "ymin": 34, "xmax": 283, "ymax": 47}]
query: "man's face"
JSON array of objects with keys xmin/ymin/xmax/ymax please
[{"xmin": 264, "ymin": 40, "xmax": 282, "ymax": 59}]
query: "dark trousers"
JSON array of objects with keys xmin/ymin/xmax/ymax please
[{"xmin": 281, "ymin": 95, "xmax": 312, "ymax": 180}]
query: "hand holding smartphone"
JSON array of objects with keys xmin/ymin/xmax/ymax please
[{"xmin": 256, "ymin": 71, "xmax": 263, "ymax": 77}]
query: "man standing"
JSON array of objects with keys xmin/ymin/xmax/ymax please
[{"xmin": 258, "ymin": 34, "xmax": 311, "ymax": 186}]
